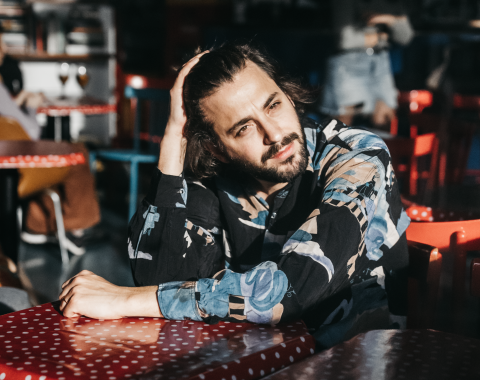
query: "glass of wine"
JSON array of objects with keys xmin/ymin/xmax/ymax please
[
  {"xmin": 58, "ymin": 62, "xmax": 70, "ymax": 99},
  {"xmin": 76, "ymin": 65, "xmax": 89, "ymax": 98}
]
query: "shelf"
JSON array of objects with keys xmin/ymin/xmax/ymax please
[
  {"xmin": 25, "ymin": 0, "xmax": 83, "ymax": 4},
  {"xmin": 9, "ymin": 52, "xmax": 115, "ymax": 62},
  {"xmin": 0, "ymin": 5, "xmax": 26, "ymax": 16}
]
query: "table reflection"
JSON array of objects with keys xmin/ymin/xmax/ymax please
[{"xmin": 0, "ymin": 302, "xmax": 313, "ymax": 380}]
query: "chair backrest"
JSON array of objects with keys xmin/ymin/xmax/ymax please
[
  {"xmin": 406, "ymin": 217, "xmax": 480, "ymax": 252},
  {"xmin": 407, "ymin": 216, "xmax": 480, "ymax": 333},
  {"xmin": 407, "ymin": 240, "xmax": 442, "ymax": 329},
  {"xmin": 0, "ymin": 116, "xmax": 31, "ymax": 141},
  {"xmin": 384, "ymin": 133, "xmax": 438, "ymax": 201},
  {"xmin": 124, "ymin": 86, "xmax": 170, "ymax": 153},
  {"xmin": 409, "ymin": 113, "xmax": 476, "ymax": 185}
]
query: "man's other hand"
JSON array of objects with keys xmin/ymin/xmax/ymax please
[
  {"xmin": 59, "ymin": 270, "xmax": 162, "ymax": 320},
  {"xmin": 367, "ymin": 14, "xmax": 405, "ymax": 26},
  {"xmin": 158, "ymin": 50, "xmax": 209, "ymax": 176},
  {"xmin": 14, "ymin": 90, "xmax": 45, "ymax": 109}
]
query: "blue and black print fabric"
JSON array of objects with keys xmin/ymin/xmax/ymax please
[{"xmin": 128, "ymin": 117, "xmax": 409, "ymax": 349}]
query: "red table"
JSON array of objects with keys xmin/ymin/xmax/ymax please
[
  {"xmin": 37, "ymin": 97, "xmax": 116, "ymax": 142},
  {"xmin": 263, "ymin": 329, "xmax": 480, "ymax": 380},
  {"xmin": 0, "ymin": 302, "xmax": 315, "ymax": 380},
  {"xmin": 0, "ymin": 141, "xmax": 85, "ymax": 264}
]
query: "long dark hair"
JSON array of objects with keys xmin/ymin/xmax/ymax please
[{"xmin": 183, "ymin": 42, "xmax": 314, "ymax": 179}]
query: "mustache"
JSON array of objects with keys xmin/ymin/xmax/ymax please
[{"xmin": 261, "ymin": 132, "xmax": 300, "ymax": 164}]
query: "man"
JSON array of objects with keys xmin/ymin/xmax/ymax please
[{"xmin": 59, "ymin": 43, "xmax": 409, "ymax": 349}]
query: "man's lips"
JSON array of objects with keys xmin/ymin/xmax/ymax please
[{"xmin": 272, "ymin": 142, "xmax": 295, "ymax": 161}]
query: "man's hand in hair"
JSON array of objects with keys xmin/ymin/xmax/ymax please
[{"xmin": 158, "ymin": 50, "xmax": 209, "ymax": 176}]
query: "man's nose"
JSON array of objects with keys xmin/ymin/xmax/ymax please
[{"xmin": 262, "ymin": 121, "xmax": 283, "ymax": 145}]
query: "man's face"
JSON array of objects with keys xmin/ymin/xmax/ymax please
[{"xmin": 201, "ymin": 61, "xmax": 308, "ymax": 183}]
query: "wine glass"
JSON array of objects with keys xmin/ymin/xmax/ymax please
[
  {"xmin": 76, "ymin": 65, "xmax": 89, "ymax": 98},
  {"xmin": 58, "ymin": 62, "xmax": 69, "ymax": 99}
]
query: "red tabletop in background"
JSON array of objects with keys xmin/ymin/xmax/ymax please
[
  {"xmin": 0, "ymin": 303, "xmax": 315, "ymax": 380},
  {"xmin": 0, "ymin": 141, "xmax": 85, "ymax": 168},
  {"xmin": 37, "ymin": 97, "xmax": 116, "ymax": 117}
]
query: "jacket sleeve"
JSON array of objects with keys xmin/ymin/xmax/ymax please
[
  {"xmin": 277, "ymin": 131, "xmax": 410, "ymax": 325},
  {"xmin": 389, "ymin": 17, "xmax": 414, "ymax": 46},
  {"xmin": 128, "ymin": 168, "xmax": 224, "ymax": 286},
  {"xmin": 156, "ymin": 131, "xmax": 409, "ymax": 328}
]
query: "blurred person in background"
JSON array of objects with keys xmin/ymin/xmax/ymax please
[
  {"xmin": 0, "ymin": 26, "xmax": 44, "ymax": 139},
  {"xmin": 320, "ymin": 0, "xmax": 414, "ymax": 129},
  {"xmin": 0, "ymin": 26, "xmax": 100, "ymax": 255}
]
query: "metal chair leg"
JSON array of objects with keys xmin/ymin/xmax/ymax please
[
  {"xmin": 89, "ymin": 151, "xmax": 97, "ymax": 174},
  {"xmin": 129, "ymin": 160, "xmax": 139, "ymax": 222},
  {"xmin": 45, "ymin": 189, "xmax": 69, "ymax": 266}
]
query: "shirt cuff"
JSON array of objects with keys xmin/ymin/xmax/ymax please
[
  {"xmin": 157, "ymin": 282, "xmax": 202, "ymax": 321},
  {"xmin": 146, "ymin": 168, "xmax": 188, "ymax": 208}
]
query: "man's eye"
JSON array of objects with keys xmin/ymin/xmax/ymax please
[
  {"xmin": 270, "ymin": 101, "xmax": 280, "ymax": 109},
  {"xmin": 236, "ymin": 125, "xmax": 248, "ymax": 137}
]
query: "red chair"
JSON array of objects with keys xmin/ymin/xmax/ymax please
[
  {"xmin": 384, "ymin": 132, "xmax": 439, "ymax": 202},
  {"xmin": 407, "ymin": 240, "xmax": 442, "ymax": 329},
  {"xmin": 409, "ymin": 113, "xmax": 476, "ymax": 187},
  {"xmin": 406, "ymin": 208, "xmax": 480, "ymax": 333},
  {"xmin": 398, "ymin": 90, "xmax": 434, "ymax": 114}
]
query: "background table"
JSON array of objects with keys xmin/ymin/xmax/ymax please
[
  {"xmin": 37, "ymin": 97, "xmax": 116, "ymax": 142},
  {"xmin": 263, "ymin": 329, "xmax": 480, "ymax": 380},
  {"xmin": 0, "ymin": 141, "xmax": 84, "ymax": 263},
  {"xmin": 0, "ymin": 302, "xmax": 314, "ymax": 380}
]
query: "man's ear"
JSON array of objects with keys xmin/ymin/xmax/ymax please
[{"xmin": 206, "ymin": 142, "xmax": 229, "ymax": 164}]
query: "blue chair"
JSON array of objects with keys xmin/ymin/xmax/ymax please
[{"xmin": 90, "ymin": 86, "xmax": 169, "ymax": 220}]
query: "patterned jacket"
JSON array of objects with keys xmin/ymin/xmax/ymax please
[{"xmin": 128, "ymin": 117, "xmax": 410, "ymax": 349}]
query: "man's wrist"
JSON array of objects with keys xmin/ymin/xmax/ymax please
[
  {"xmin": 123, "ymin": 286, "xmax": 163, "ymax": 318},
  {"xmin": 158, "ymin": 133, "xmax": 187, "ymax": 176}
]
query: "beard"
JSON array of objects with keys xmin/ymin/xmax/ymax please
[{"xmin": 225, "ymin": 128, "xmax": 309, "ymax": 183}]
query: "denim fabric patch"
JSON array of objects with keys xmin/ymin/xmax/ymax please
[{"xmin": 157, "ymin": 282, "xmax": 201, "ymax": 321}]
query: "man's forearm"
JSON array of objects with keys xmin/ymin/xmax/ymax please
[
  {"xmin": 124, "ymin": 285, "xmax": 164, "ymax": 318},
  {"xmin": 59, "ymin": 270, "xmax": 164, "ymax": 319},
  {"xmin": 158, "ymin": 132, "xmax": 187, "ymax": 176}
]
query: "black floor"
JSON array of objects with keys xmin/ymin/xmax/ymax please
[
  {"xmin": 16, "ymin": 160, "xmax": 152, "ymax": 306},
  {"xmin": 18, "ymin": 207, "xmax": 134, "ymax": 305}
]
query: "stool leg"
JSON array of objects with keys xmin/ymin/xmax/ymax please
[
  {"xmin": 129, "ymin": 161, "xmax": 139, "ymax": 222},
  {"xmin": 0, "ymin": 169, "xmax": 19, "ymax": 264},
  {"xmin": 54, "ymin": 116, "xmax": 62, "ymax": 142},
  {"xmin": 45, "ymin": 189, "xmax": 69, "ymax": 267},
  {"xmin": 89, "ymin": 152, "xmax": 97, "ymax": 174}
]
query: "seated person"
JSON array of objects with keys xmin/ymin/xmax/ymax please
[
  {"xmin": 59, "ymin": 43, "xmax": 409, "ymax": 350},
  {"xmin": 0, "ymin": 27, "xmax": 100, "ymax": 255},
  {"xmin": 320, "ymin": 0, "xmax": 414, "ymax": 129}
]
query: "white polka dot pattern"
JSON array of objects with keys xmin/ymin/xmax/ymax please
[
  {"xmin": 0, "ymin": 303, "xmax": 315, "ymax": 379},
  {"xmin": 261, "ymin": 329, "xmax": 480, "ymax": 380},
  {"xmin": 405, "ymin": 205, "xmax": 480, "ymax": 223},
  {"xmin": 0, "ymin": 153, "xmax": 85, "ymax": 169},
  {"xmin": 37, "ymin": 104, "xmax": 116, "ymax": 117}
]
